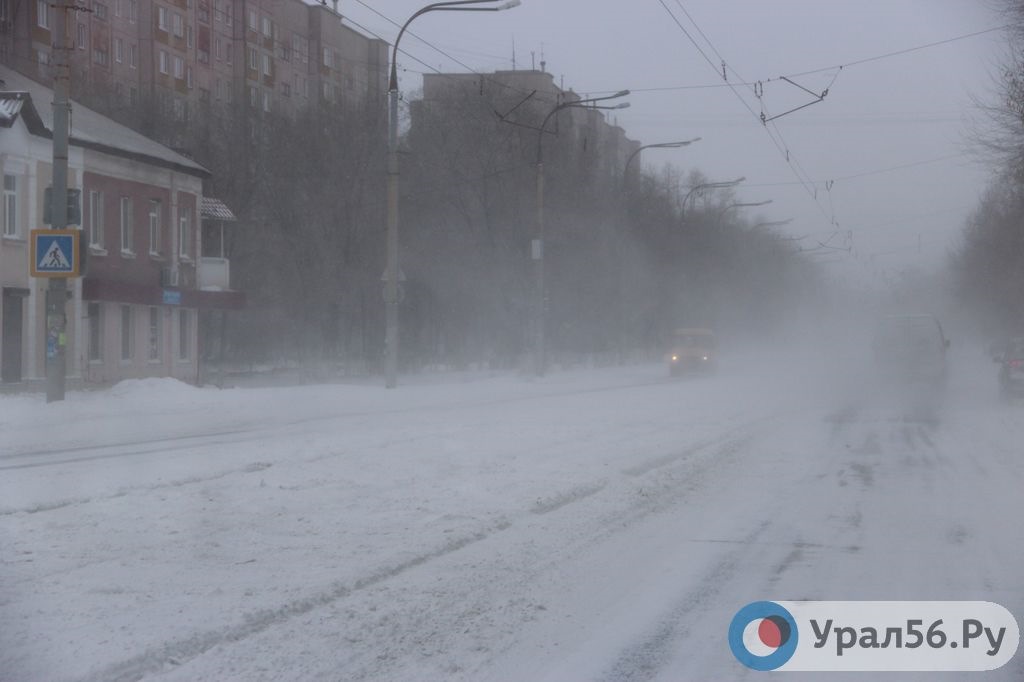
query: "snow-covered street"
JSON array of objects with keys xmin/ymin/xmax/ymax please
[{"xmin": 2, "ymin": 348, "xmax": 1023, "ymax": 681}]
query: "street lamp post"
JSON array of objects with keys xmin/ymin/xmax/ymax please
[
  {"xmin": 532, "ymin": 90, "xmax": 629, "ymax": 377},
  {"xmin": 384, "ymin": 0, "xmax": 520, "ymax": 389},
  {"xmin": 680, "ymin": 177, "xmax": 745, "ymax": 218},
  {"xmin": 623, "ymin": 138, "xmax": 701, "ymax": 184},
  {"xmin": 716, "ymin": 199, "xmax": 773, "ymax": 226}
]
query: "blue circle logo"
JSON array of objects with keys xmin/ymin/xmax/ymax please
[{"xmin": 729, "ymin": 601, "xmax": 799, "ymax": 671}]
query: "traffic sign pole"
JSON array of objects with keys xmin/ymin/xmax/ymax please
[{"xmin": 47, "ymin": 0, "xmax": 72, "ymax": 403}]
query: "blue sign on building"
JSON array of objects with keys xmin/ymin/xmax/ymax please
[{"xmin": 162, "ymin": 289, "xmax": 182, "ymax": 305}]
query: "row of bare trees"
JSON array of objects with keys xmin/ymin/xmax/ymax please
[
  {"xmin": 72, "ymin": 76, "xmax": 820, "ymax": 371},
  {"xmin": 953, "ymin": 1, "xmax": 1024, "ymax": 337}
]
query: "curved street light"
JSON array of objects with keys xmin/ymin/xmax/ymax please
[
  {"xmin": 384, "ymin": 0, "xmax": 520, "ymax": 389},
  {"xmin": 681, "ymin": 176, "xmax": 745, "ymax": 215},
  {"xmin": 531, "ymin": 89, "xmax": 630, "ymax": 377},
  {"xmin": 624, "ymin": 137, "xmax": 702, "ymax": 181}
]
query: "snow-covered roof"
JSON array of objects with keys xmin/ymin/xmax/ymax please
[
  {"xmin": 0, "ymin": 65, "xmax": 208, "ymax": 177},
  {"xmin": 0, "ymin": 93, "xmax": 26, "ymax": 128},
  {"xmin": 201, "ymin": 197, "xmax": 237, "ymax": 222}
]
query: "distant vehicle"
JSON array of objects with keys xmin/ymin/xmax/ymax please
[
  {"xmin": 993, "ymin": 337, "xmax": 1024, "ymax": 400},
  {"xmin": 871, "ymin": 314, "xmax": 949, "ymax": 388},
  {"xmin": 668, "ymin": 328, "xmax": 717, "ymax": 376}
]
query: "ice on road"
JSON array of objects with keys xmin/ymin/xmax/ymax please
[{"xmin": 1, "ymin": 349, "xmax": 1022, "ymax": 681}]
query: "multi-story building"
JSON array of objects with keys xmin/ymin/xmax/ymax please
[
  {"xmin": 1, "ymin": 64, "xmax": 242, "ymax": 387},
  {"xmin": 419, "ymin": 69, "xmax": 640, "ymax": 180},
  {"xmin": 0, "ymin": 0, "xmax": 387, "ymax": 124}
]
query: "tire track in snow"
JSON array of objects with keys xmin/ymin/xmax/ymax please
[{"xmin": 70, "ymin": 420, "xmax": 769, "ymax": 682}]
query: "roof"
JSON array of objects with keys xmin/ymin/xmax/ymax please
[
  {"xmin": 201, "ymin": 197, "xmax": 237, "ymax": 222},
  {"xmin": 0, "ymin": 65, "xmax": 208, "ymax": 178},
  {"xmin": 0, "ymin": 93, "xmax": 26, "ymax": 128}
]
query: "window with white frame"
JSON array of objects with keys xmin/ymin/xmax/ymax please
[
  {"xmin": 159, "ymin": 50, "xmax": 169, "ymax": 74},
  {"xmin": 128, "ymin": 43, "xmax": 137, "ymax": 67},
  {"xmin": 128, "ymin": 0, "xmax": 136, "ymax": 22},
  {"xmin": 186, "ymin": 25, "xmax": 193, "ymax": 48},
  {"xmin": 114, "ymin": 38, "xmax": 123, "ymax": 62},
  {"xmin": 226, "ymin": 44, "xmax": 232, "ymax": 64},
  {"xmin": 172, "ymin": 12, "xmax": 182, "ymax": 37},
  {"xmin": 148, "ymin": 307, "xmax": 160, "ymax": 361},
  {"xmin": 36, "ymin": 0, "xmax": 48, "ymax": 28},
  {"xmin": 88, "ymin": 302, "xmax": 103, "ymax": 361},
  {"xmin": 322, "ymin": 46, "xmax": 330, "ymax": 68},
  {"xmin": 247, "ymin": 8, "xmax": 255, "ymax": 30},
  {"xmin": 249, "ymin": 86, "xmax": 257, "ymax": 107},
  {"xmin": 178, "ymin": 309, "xmax": 190, "ymax": 360},
  {"xmin": 121, "ymin": 305, "xmax": 134, "ymax": 360},
  {"xmin": 260, "ymin": 15, "xmax": 270, "ymax": 36},
  {"xmin": 262, "ymin": 90, "xmax": 270, "ymax": 112},
  {"xmin": 88, "ymin": 190, "xmax": 104, "ymax": 248},
  {"xmin": 149, "ymin": 200, "xmax": 161, "ymax": 254},
  {"xmin": 157, "ymin": 6, "xmax": 168, "ymax": 31},
  {"xmin": 186, "ymin": 65, "xmax": 193, "ymax": 89},
  {"xmin": 173, "ymin": 55, "xmax": 183, "ymax": 79},
  {"xmin": 2, "ymin": 174, "xmax": 17, "ymax": 237},
  {"xmin": 77, "ymin": 23, "xmax": 86, "ymax": 49},
  {"xmin": 261, "ymin": 52, "xmax": 270, "ymax": 76},
  {"xmin": 114, "ymin": 0, "xmax": 120, "ymax": 17},
  {"xmin": 36, "ymin": 50, "xmax": 50, "ymax": 65},
  {"xmin": 178, "ymin": 208, "xmax": 190, "ymax": 257},
  {"xmin": 248, "ymin": 46, "xmax": 257, "ymax": 70},
  {"xmin": 93, "ymin": 2, "xmax": 106, "ymax": 19},
  {"xmin": 120, "ymin": 196, "xmax": 133, "ymax": 253}
]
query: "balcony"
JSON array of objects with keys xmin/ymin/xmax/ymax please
[{"xmin": 198, "ymin": 256, "xmax": 230, "ymax": 290}]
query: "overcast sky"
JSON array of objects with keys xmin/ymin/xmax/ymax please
[{"xmin": 341, "ymin": 0, "xmax": 1006, "ymax": 288}]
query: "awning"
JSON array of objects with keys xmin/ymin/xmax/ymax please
[{"xmin": 201, "ymin": 197, "xmax": 237, "ymax": 222}]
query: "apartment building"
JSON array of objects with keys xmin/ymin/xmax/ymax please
[
  {"xmin": 0, "ymin": 0, "xmax": 387, "ymax": 123},
  {"xmin": 1, "ymin": 64, "xmax": 242, "ymax": 387},
  {"xmin": 419, "ymin": 69, "xmax": 640, "ymax": 180}
]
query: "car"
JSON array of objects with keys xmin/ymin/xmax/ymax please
[
  {"xmin": 668, "ymin": 328, "xmax": 717, "ymax": 376},
  {"xmin": 871, "ymin": 314, "xmax": 949, "ymax": 389},
  {"xmin": 994, "ymin": 337, "xmax": 1024, "ymax": 400}
]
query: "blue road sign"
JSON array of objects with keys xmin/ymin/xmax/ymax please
[{"xmin": 30, "ymin": 229, "xmax": 80, "ymax": 277}]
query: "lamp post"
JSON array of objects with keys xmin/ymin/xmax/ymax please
[
  {"xmin": 680, "ymin": 176, "xmax": 745, "ymax": 218},
  {"xmin": 532, "ymin": 90, "xmax": 629, "ymax": 377},
  {"xmin": 384, "ymin": 0, "xmax": 520, "ymax": 389},
  {"xmin": 717, "ymin": 199, "xmax": 773, "ymax": 226},
  {"xmin": 623, "ymin": 138, "xmax": 701, "ymax": 184}
]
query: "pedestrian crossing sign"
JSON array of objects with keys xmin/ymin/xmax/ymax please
[{"xmin": 30, "ymin": 229, "xmax": 80, "ymax": 278}]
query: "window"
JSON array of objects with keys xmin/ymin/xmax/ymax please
[
  {"xmin": 158, "ymin": 6, "xmax": 168, "ymax": 31},
  {"xmin": 198, "ymin": 4, "xmax": 208, "ymax": 23},
  {"xmin": 186, "ymin": 65, "xmax": 193, "ymax": 89},
  {"xmin": 2, "ymin": 174, "xmax": 17, "ymax": 238},
  {"xmin": 322, "ymin": 46, "xmax": 330, "ymax": 68},
  {"xmin": 214, "ymin": 38, "xmax": 221, "ymax": 60},
  {"xmin": 148, "ymin": 200, "xmax": 161, "ymax": 254},
  {"xmin": 93, "ymin": 2, "xmax": 106, "ymax": 19},
  {"xmin": 129, "ymin": 86, "xmax": 137, "ymax": 105},
  {"xmin": 178, "ymin": 209, "xmax": 190, "ymax": 257},
  {"xmin": 159, "ymin": 50, "xmax": 169, "ymax": 74},
  {"xmin": 224, "ymin": 3, "xmax": 231, "ymax": 25},
  {"xmin": 93, "ymin": 46, "xmax": 108, "ymax": 66},
  {"xmin": 261, "ymin": 52, "xmax": 270, "ymax": 77},
  {"xmin": 213, "ymin": 0, "xmax": 220, "ymax": 22},
  {"xmin": 247, "ymin": 8, "xmax": 256, "ymax": 30},
  {"xmin": 128, "ymin": 43, "xmax": 137, "ymax": 68},
  {"xmin": 36, "ymin": 0, "xmax": 48, "ymax": 28},
  {"xmin": 260, "ymin": 15, "xmax": 270, "ymax": 37},
  {"xmin": 114, "ymin": 0, "xmax": 120, "ymax": 17},
  {"xmin": 198, "ymin": 48, "xmax": 209, "ymax": 64},
  {"xmin": 120, "ymin": 196, "xmax": 133, "ymax": 253},
  {"xmin": 172, "ymin": 12, "xmax": 183, "ymax": 38},
  {"xmin": 88, "ymin": 190, "xmax": 103, "ymax": 247},
  {"xmin": 173, "ymin": 55, "xmax": 183, "ymax": 79},
  {"xmin": 282, "ymin": 81, "xmax": 290, "ymax": 97},
  {"xmin": 114, "ymin": 38, "xmax": 123, "ymax": 63},
  {"xmin": 36, "ymin": 50, "xmax": 50, "ymax": 65},
  {"xmin": 148, "ymin": 307, "xmax": 160, "ymax": 361},
  {"xmin": 88, "ymin": 303, "xmax": 103, "ymax": 362},
  {"xmin": 128, "ymin": 0, "xmax": 136, "ymax": 23},
  {"xmin": 178, "ymin": 309, "xmax": 190, "ymax": 360},
  {"xmin": 262, "ymin": 90, "xmax": 270, "ymax": 112},
  {"xmin": 186, "ymin": 25, "xmax": 193, "ymax": 49},
  {"xmin": 198, "ymin": 87, "xmax": 210, "ymax": 103},
  {"xmin": 77, "ymin": 24, "xmax": 86, "ymax": 49},
  {"xmin": 249, "ymin": 86, "xmax": 257, "ymax": 107},
  {"xmin": 225, "ymin": 45, "xmax": 231, "ymax": 64},
  {"xmin": 248, "ymin": 47, "xmax": 257, "ymax": 70},
  {"xmin": 121, "ymin": 305, "xmax": 134, "ymax": 361}
]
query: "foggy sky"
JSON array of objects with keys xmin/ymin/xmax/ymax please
[{"xmin": 342, "ymin": 0, "xmax": 1004, "ymax": 288}]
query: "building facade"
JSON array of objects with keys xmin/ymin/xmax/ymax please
[
  {"xmin": 0, "ymin": 0, "xmax": 387, "ymax": 124},
  {"xmin": 1, "ymin": 64, "xmax": 241, "ymax": 387}
]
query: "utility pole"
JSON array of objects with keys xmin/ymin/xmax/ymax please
[{"xmin": 46, "ymin": 0, "xmax": 72, "ymax": 402}]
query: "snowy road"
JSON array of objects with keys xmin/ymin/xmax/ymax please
[{"xmin": 1, "ymin": 350, "xmax": 1023, "ymax": 681}]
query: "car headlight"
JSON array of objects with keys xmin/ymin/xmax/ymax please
[
  {"xmin": 671, "ymin": 355, "xmax": 679, "ymax": 362},
  {"xmin": 702, "ymin": 355, "xmax": 708, "ymax": 361}
]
